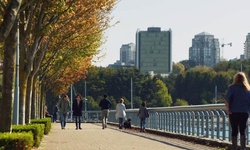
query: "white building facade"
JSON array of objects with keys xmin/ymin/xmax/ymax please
[{"xmin": 120, "ymin": 43, "xmax": 135, "ymax": 66}]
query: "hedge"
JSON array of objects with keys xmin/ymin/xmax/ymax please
[
  {"xmin": 12, "ymin": 124, "xmax": 44, "ymax": 147},
  {"xmin": 0, "ymin": 132, "xmax": 33, "ymax": 150}
]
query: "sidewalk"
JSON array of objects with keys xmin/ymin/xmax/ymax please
[{"xmin": 34, "ymin": 123, "xmax": 220, "ymax": 150}]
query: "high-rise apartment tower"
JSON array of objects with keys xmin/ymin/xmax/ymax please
[
  {"xmin": 189, "ymin": 32, "xmax": 220, "ymax": 67},
  {"xmin": 120, "ymin": 43, "xmax": 135, "ymax": 66},
  {"xmin": 244, "ymin": 33, "xmax": 250, "ymax": 59}
]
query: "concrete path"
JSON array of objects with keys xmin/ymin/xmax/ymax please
[{"xmin": 34, "ymin": 123, "xmax": 221, "ymax": 150}]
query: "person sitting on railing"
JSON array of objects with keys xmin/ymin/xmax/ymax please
[{"xmin": 44, "ymin": 105, "xmax": 51, "ymax": 118}]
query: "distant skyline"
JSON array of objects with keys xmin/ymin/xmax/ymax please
[{"xmin": 93, "ymin": 0, "xmax": 250, "ymax": 67}]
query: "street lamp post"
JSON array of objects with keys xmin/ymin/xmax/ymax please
[
  {"xmin": 131, "ymin": 78, "xmax": 133, "ymax": 109},
  {"xmin": 84, "ymin": 80, "xmax": 87, "ymax": 121},
  {"xmin": 70, "ymin": 84, "xmax": 73, "ymax": 121}
]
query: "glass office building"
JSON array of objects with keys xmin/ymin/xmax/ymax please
[{"xmin": 135, "ymin": 27, "xmax": 172, "ymax": 75}]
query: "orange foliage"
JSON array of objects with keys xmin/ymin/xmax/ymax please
[{"xmin": 41, "ymin": 0, "xmax": 116, "ymax": 95}]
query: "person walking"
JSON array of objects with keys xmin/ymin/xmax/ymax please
[
  {"xmin": 99, "ymin": 94, "xmax": 112, "ymax": 129},
  {"xmin": 52, "ymin": 105, "xmax": 58, "ymax": 123},
  {"xmin": 225, "ymin": 72, "xmax": 250, "ymax": 150},
  {"xmin": 137, "ymin": 101, "xmax": 149, "ymax": 132},
  {"xmin": 58, "ymin": 94, "xmax": 71, "ymax": 129},
  {"xmin": 73, "ymin": 94, "xmax": 83, "ymax": 130},
  {"xmin": 115, "ymin": 98, "xmax": 126, "ymax": 129}
]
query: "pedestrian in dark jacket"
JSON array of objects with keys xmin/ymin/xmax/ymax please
[
  {"xmin": 53, "ymin": 105, "xmax": 58, "ymax": 123},
  {"xmin": 137, "ymin": 102, "xmax": 149, "ymax": 132},
  {"xmin": 73, "ymin": 94, "xmax": 83, "ymax": 130},
  {"xmin": 225, "ymin": 72, "xmax": 250, "ymax": 150},
  {"xmin": 99, "ymin": 94, "xmax": 112, "ymax": 129}
]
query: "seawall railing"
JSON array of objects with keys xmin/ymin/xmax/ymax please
[{"xmin": 82, "ymin": 104, "xmax": 249, "ymax": 145}]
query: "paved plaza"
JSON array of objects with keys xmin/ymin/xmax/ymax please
[{"xmin": 34, "ymin": 122, "xmax": 222, "ymax": 150}]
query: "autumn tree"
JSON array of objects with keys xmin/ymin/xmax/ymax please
[
  {"xmin": 0, "ymin": 0, "xmax": 22, "ymax": 132},
  {"xmin": 41, "ymin": 0, "xmax": 116, "ymax": 96},
  {"xmin": 0, "ymin": 0, "xmax": 117, "ymax": 131}
]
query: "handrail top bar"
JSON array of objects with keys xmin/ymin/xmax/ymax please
[
  {"xmin": 82, "ymin": 104, "xmax": 226, "ymax": 113},
  {"xmin": 125, "ymin": 104, "xmax": 226, "ymax": 112}
]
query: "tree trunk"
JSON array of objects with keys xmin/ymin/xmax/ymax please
[
  {"xmin": 31, "ymin": 76, "xmax": 38, "ymax": 119},
  {"xmin": 0, "ymin": 20, "xmax": 17, "ymax": 132},
  {"xmin": 18, "ymin": 76, "xmax": 27, "ymax": 124},
  {"xmin": 25, "ymin": 75, "xmax": 34, "ymax": 124},
  {"xmin": 40, "ymin": 84, "xmax": 44, "ymax": 118},
  {"xmin": 0, "ymin": 0, "xmax": 22, "ymax": 42},
  {"xmin": 18, "ymin": 13, "xmax": 30, "ymax": 124}
]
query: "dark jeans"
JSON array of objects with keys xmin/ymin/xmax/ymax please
[
  {"xmin": 118, "ymin": 118, "xmax": 123, "ymax": 128},
  {"xmin": 53, "ymin": 113, "xmax": 57, "ymax": 122},
  {"xmin": 229, "ymin": 112, "xmax": 249, "ymax": 136},
  {"xmin": 60, "ymin": 113, "xmax": 68, "ymax": 128},
  {"xmin": 140, "ymin": 118, "xmax": 146, "ymax": 130},
  {"xmin": 75, "ymin": 116, "xmax": 82, "ymax": 128}
]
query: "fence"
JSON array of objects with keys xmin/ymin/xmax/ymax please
[{"xmin": 83, "ymin": 104, "xmax": 250, "ymax": 145}]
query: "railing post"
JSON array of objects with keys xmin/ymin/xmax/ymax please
[
  {"xmin": 191, "ymin": 111, "xmax": 195, "ymax": 136},
  {"xmin": 219, "ymin": 109, "xmax": 227, "ymax": 140},
  {"xmin": 170, "ymin": 112, "xmax": 174, "ymax": 132},
  {"xmin": 205, "ymin": 111, "xmax": 210, "ymax": 138},
  {"xmin": 210, "ymin": 111, "xmax": 215, "ymax": 139},
  {"xmin": 200, "ymin": 111, "xmax": 205, "ymax": 136},
  {"xmin": 187, "ymin": 111, "xmax": 191, "ymax": 135},
  {"xmin": 177, "ymin": 112, "xmax": 181, "ymax": 133},
  {"xmin": 196, "ymin": 111, "xmax": 201, "ymax": 136},
  {"xmin": 181, "ymin": 111, "xmax": 184, "ymax": 134},
  {"xmin": 214, "ymin": 110, "xmax": 221, "ymax": 139},
  {"xmin": 166, "ymin": 112, "xmax": 170, "ymax": 131}
]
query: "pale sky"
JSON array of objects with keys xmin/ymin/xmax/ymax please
[{"xmin": 93, "ymin": 0, "xmax": 250, "ymax": 67}]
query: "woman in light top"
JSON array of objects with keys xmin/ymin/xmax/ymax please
[{"xmin": 115, "ymin": 98, "xmax": 126, "ymax": 129}]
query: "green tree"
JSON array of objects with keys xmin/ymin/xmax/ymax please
[
  {"xmin": 175, "ymin": 66, "xmax": 217, "ymax": 105},
  {"xmin": 179, "ymin": 60, "xmax": 196, "ymax": 70},
  {"xmin": 172, "ymin": 62, "xmax": 185, "ymax": 74},
  {"xmin": 86, "ymin": 96, "xmax": 99, "ymax": 111},
  {"xmin": 154, "ymin": 78, "xmax": 172, "ymax": 107},
  {"xmin": 141, "ymin": 77, "xmax": 172, "ymax": 107},
  {"xmin": 173, "ymin": 99, "xmax": 189, "ymax": 106}
]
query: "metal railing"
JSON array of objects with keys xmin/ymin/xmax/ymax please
[
  {"xmin": 110, "ymin": 104, "xmax": 250, "ymax": 145},
  {"xmin": 70, "ymin": 104, "xmax": 250, "ymax": 145}
]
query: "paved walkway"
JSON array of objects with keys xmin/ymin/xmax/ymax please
[{"xmin": 34, "ymin": 123, "xmax": 221, "ymax": 150}]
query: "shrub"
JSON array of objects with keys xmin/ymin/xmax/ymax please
[
  {"xmin": 31, "ymin": 118, "xmax": 51, "ymax": 135},
  {"xmin": 12, "ymin": 124, "xmax": 44, "ymax": 147},
  {"xmin": 0, "ymin": 132, "xmax": 33, "ymax": 150}
]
